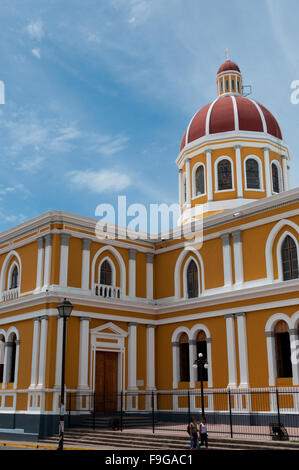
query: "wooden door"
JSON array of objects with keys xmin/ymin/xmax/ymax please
[{"xmin": 95, "ymin": 351, "xmax": 118, "ymax": 413}]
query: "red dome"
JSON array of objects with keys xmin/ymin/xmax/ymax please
[
  {"xmin": 217, "ymin": 60, "xmax": 240, "ymax": 74},
  {"xmin": 180, "ymin": 96, "xmax": 282, "ymax": 151}
]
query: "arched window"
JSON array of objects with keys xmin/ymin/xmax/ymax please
[
  {"xmin": 195, "ymin": 165, "xmax": 205, "ymax": 196},
  {"xmin": 100, "ymin": 260, "xmax": 112, "ymax": 286},
  {"xmin": 6, "ymin": 333, "xmax": 17, "ymax": 383},
  {"xmin": 281, "ymin": 236, "xmax": 299, "ymax": 281},
  {"xmin": 187, "ymin": 260, "xmax": 198, "ymax": 298},
  {"xmin": 217, "ymin": 159, "xmax": 232, "ymax": 190},
  {"xmin": 0, "ymin": 335, "xmax": 5, "ymax": 383},
  {"xmin": 196, "ymin": 331, "xmax": 208, "ymax": 382},
  {"xmin": 246, "ymin": 158, "xmax": 260, "ymax": 189},
  {"xmin": 274, "ymin": 321, "xmax": 292, "ymax": 378},
  {"xmin": 179, "ymin": 333, "xmax": 190, "ymax": 382},
  {"xmin": 272, "ymin": 163, "xmax": 281, "ymax": 193},
  {"xmin": 10, "ymin": 265, "xmax": 18, "ymax": 289}
]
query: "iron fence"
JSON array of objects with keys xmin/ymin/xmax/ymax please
[{"xmin": 65, "ymin": 388, "xmax": 299, "ymax": 441}]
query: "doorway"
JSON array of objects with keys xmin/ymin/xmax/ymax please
[{"xmin": 94, "ymin": 351, "xmax": 118, "ymax": 413}]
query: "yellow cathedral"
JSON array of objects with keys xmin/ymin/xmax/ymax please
[{"xmin": 0, "ymin": 59, "xmax": 298, "ymax": 439}]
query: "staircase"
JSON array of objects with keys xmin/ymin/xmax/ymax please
[
  {"xmin": 72, "ymin": 413, "xmax": 154, "ymax": 429},
  {"xmin": 40, "ymin": 428, "xmax": 299, "ymax": 450}
]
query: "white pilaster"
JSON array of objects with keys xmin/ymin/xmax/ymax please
[
  {"xmin": 282, "ymin": 155, "xmax": 289, "ymax": 191},
  {"xmin": 189, "ymin": 340, "xmax": 197, "ymax": 388},
  {"xmin": 205, "ymin": 149, "xmax": 213, "ymax": 201},
  {"xmin": 37, "ymin": 315, "xmax": 48, "ymax": 389},
  {"xmin": 178, "ymin": 169, "xmax": 183, "ymax": 209},
  {"xmin": 266, "ymin": 331, "xmax": 277, "ymax": 386},
  {"xmin": 2, "ymin": 342, "xmax": 8, "ymax": 389},
  {"xmin": 236, "ymin": 313, "xmax": 249, "ymax": 388},
  {"xmin": 13, "ymin": 340, "xmax": 20, "ymax": 389},
  {"xmin": 59, "ymin": 234, "xmax": 70, "ymax": 287},
  {"xmin": 78, "ymin": 317, "xmax": 90, "ymax": 390},
  {"xmin": 3, "ymin": 342, "xmax": 14, "ymax": 387},
  {"xmin": 185, "ymin": 157, "xmax": 191, "ymax": 206},
  {"xmin": 146, "ymin": 324, "xmax": 156, "ymax": 390},
  {"xmin": 221, "ymin": 233, "xmax": 233, "ymax": 287},
  {"xmin": 234, "ymin": 145, "xmax": 243, "ymax": 198},
  {"xmin": 129, "ymin": 249, "xmax": 137, "ymax": 298},
  {"xmin": 232, "ymin": 230, "xmax": 244, "ymax": 286},
  {"xmin": 127, "ymin": 322, "xmax": 138, "ymax": 391},
  {"xmin": 263, "ymin": 147, "xmax": 272, "ymax": 197},
  {"xmin": 290, "ymin": 329, "xmax": 299, "ymax": 386},
  {"xmin": 206, "ymin": 338, "xmax": 213, "ymax": 388},
  {"xmin": 172, "ymin": 341, "xmax": 180, "ymax": 389},
  {"xmin": 43, "ymin": 234, "xmax": 53, "ymax": 288},
  {"xmin": 225, "ymin": 314, "xmax": 238, "ymax": 388},
  {"xmin": 81, "ymin": 238, "xmax": 91, "ymax": 290},
  {"xmin": 54, "ymin": 315, "xmax": 64, "ymax": 388},
  {"xmin": 35, "ymin": 237, "xmax": 44, "ymax": 291},
  {"xmin": 146, "ymin": 253, "xmax": 154, "ymax": 301},
  {"xmin": 30, "ymin": 318, "xmax": 41, "ymax": 388}
]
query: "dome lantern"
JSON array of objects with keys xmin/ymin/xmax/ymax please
[{"xmin": 216, "ymin": 59, "xmax": 243, "ymax": 96}]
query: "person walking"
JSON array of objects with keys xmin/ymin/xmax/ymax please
[
  {"xmin": 199, "ymin": 416, "xmax": 208, "ymax": 449},
  {"xmin": 189, "ymin": 416, "xmax": 200, "ymax": 450}
]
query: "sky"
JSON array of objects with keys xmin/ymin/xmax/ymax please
[{"xmin": 0, "ymin": 0, "xmax": 298, "ymax": 231}]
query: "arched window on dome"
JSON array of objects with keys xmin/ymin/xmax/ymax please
[
  {"xmin": 187, "ymin": 260, "xmax": 198, "ymax": 298},
  {"xmin": 179, "ymin": 333, "xmax": 190, "ymax": 382},
  {"xmin": 196, "ymin": 331, "xmax": 208, "ymax": 382},
  {"xmin": 195, "ymin": 165, "xmax": 205, "ymax": 196},
  {"xmin": 281, "ymin": 235, "xmax": 299, "ymax": 281},
  {"xmin": 274, "ymin": 320, "xmax": 292, "ymax": 378},
  {"xmin": 100, "ymin": 260, "xmax": 112, "ymax": 286},
  {"xmin": 10, "ymin": 265, "xmax": 19, "ymax": 290},
  {"xmin": 271, "ymin": 162, "xmax": 281, "ymax": 193},
  {"xmin": 217, "ymin": 159, "xmax": 232, "ymax": 190},
  {"xmin": 245, "ymin": 158, "xmax": 260, "ymax": 189}
]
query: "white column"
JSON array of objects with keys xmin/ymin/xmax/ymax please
[
  {"xmin": 232, "ymin": 230, "xmax": 244, "ymax": 286},
  {"xmin": 236, "ymin": 313, "xmax": 249, "ymax": 388},
  {"xmin": 146, "ymin": 324, "xmax": 156, "ymax": 390},
  {"xmin": 205, "ymin": 149, "xmax": 213, "ymax": 201},
  {"xmin": 59, "ymin": 234, "xmax": 70, "ymax": 287},
  {"xmin": 185, "ymin": 157, "xmax": 191, "ymax": 205},
  {"xmin": 127, "ymin": 322, "xmax": 138, "ymax": 391},
  {"xmin": 37, "ymin": 315, "xmax": 48, "ymax": 388},
  {"xmin": 43, "ymin": 234, "xmax": 53, "ymax": 288},
  {"xmin": 282, "ymin": 155, "xmax": 289, "ymax": 191},
  {"xmin": 290, "ymin": 329, "xmax": 299, "ymax": 386},
  {"xmin": 35, "ymin": 237, "xmax": 44, "ymax": 291},
  {"xmin": 146, "ymin": 253, "xmax": 154, "ymax": 301},
  {"xmin": 78, "ymin": 317, "xmax": 90, "ymax": 390},
  {"xmin": 266, "ymin": 331, "xmax": 276, "ymax": 386},
  {"xmin": 3, "ymin": 342, "xmax": 14, "ymax": 387},
  {"xmin": 206, "ymin": 338, "xmax": 213, "ymax": 388},
  {"xmin": 178, "ymin": 169, "xmax": 182, "ymax": 209},
  {"xmin": 221, "ymin": 233, "xmax": 233, "ymax": 287},
  {"xmin": 263, "ymin": 147, "xmax": 272, "ymax": 197},
  {"xmin": 189, "ymin": 340, "xmax": 197, "ymax": 388},
  {"xmin": 234, "ymin": 145, "xmax": 243, "ymax": 198},
  {"xmin": 13, "ymin": 340, "xmax": 20, "ymax": 389},
  {"xmin": 30, "ymin": 318, "xmax": 41, "ymax": 388},
  {"xmin": 172, "ymin": 341, "xmax": 180, "ymax": 389},
  {"xmin": 129, "ymin": 249, "xmax": 137, "ymax": 299},
  {"xmin": 54, "ymin": 315, "xmax": 64, "ymax": 388},
  {"xmin": 2, "ymin": 343, "xmax": 8, "ymax": 389},
  {"xmin": 225, "ymin": 314, "xmax": 238, "ymax": 388},
  {"xmin": 81, "ymin": 238, "xmax": 91, "ymax": 290}
]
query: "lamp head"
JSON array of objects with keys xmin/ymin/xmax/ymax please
[{"xmin": 57, "ymin": 298, "xmax": 73, "ymax": 319}]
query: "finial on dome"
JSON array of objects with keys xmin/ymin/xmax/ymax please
[{"xmin": 225, "ymin": 48, "xmax": 230, "ymax": 60}]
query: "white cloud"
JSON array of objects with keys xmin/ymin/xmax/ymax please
[
  {"xmin": 68, "ymin": 169, "xmax": 131, "ymax": 193},
  {"xmin": 27, "ymin": 20, "xmax": 44, "ymax": 40},
  {"xmin": 31, "ymin": 48, "xmax": 41, "ymax": 59},
  {"xmin": 16, "ymin": 155, "xmax": 45, "ymax": 173}
]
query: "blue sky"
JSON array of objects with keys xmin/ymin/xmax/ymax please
[{"xmin": 0, "ymin": 0, "xmax": 298, "ymax": 230}]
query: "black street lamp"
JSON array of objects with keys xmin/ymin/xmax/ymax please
[
  {"xmin": 193, "ymin": 352, "xmax": 208, "ymax": 418},
  {"xmin": 57, "ymin": 298, "xmax": 73, "ymax": 451}
]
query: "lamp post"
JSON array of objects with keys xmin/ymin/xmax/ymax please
[
  {"xmin": 193, "ymin": 352, "xmax": 208, "ymax": 418},
  {"xmin": 57, "ymin": 298, "xmax": 73, "ymax": 451}
]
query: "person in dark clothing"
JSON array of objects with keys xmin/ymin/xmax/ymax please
[{"xmin": 189, "ymin": 416, "xmax": 200, "ymax": 450}]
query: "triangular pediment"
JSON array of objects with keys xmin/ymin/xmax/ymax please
[{"xmin": 91, "ymin": 321, "xmax": 128, "ymax": 337}]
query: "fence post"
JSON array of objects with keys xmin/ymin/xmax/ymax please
[
  {"xmin": 228, "ymin": 389, "xmax": 233, "ymax": 438},
  {"xmin": 152, "ymin": 391, "xmax": 155, "ymax": 434},
  {"xmin": 276, "ymin": 388, "xmax": 281, "ymax": 427},
  {"xmin": 187, "ymin": 390, "xmax": 191, "ymax": 425},
  {"xmin": 120, "ymin": 391, "xmax": 123, "ymax": 432},
  {"xmin": 93, "ymin": 392, "xmax": 96, "ymax": 430}
]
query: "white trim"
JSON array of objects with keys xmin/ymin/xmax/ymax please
[
  {"xmin": 236, "ymin": 314, "xmax": 249, "ymax": 388},
  {"xmin": 276, "ymin": 231, "xmax": 299, "ymax": 281},
  {"xmin": 231, "ymin": 96, "xmax": 239, "ymax": 131},
  {"xmin": 182, "ymin": 256, "xmax": 201, "ymax": 299},
  {"xmin": 91, "ymin": 246, "xmax": 126, "ymax": 296},
  {"xmin": 192, "ymin": 162, "xmax": 206, "ymax": 198},
  {"xmin": 244, "ymin": 155, "xmax": 264, "ymax": 191},
  {"xmin": 225, "ymin": 315, "xmax": 237, "ymax": 387},
  {"xmin": 30, "ymin": 318, "xmax": 41, "ymax": 388},
  {"xmin": 78, "ymin": 317, "xmax": 90, "ymax": 390},
  {"xmin": 214, "ymin": 155, "xmax": 235, "ymax": 192},
  {"xmin": 0, "ymin": 251, "xmax": 22, "ymax": 295},
  {"xmin": 127, "ymin": 323, "xmax": 138, "ymax": 393},
  {"xmin": 174, "ymin": 249, "xmax": 205, "ymax": 299},
  {"xmin": 59, "ymin": 234, "xmax": 70, "ymax": 288},
  {"xmin": 36, "ymin": 316, "xmax": 48, "ymax": 389},
  {"xmin": 271, "ymin": 159, "xmax": 283, "ymax": 194}
]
